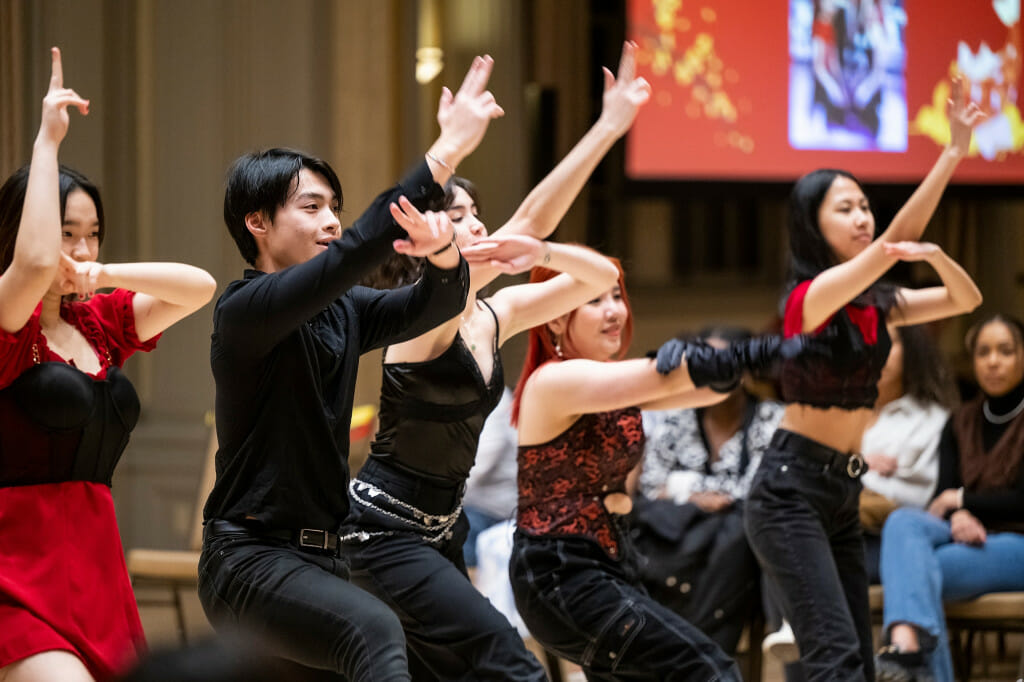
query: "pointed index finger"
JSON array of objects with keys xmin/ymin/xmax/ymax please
[
  {"xmin": 616, "ymin": 41, "xmax": 636, "ymax": 82},
  {"xmin": 50, "ymin": 47, "xmax": 64, "ymax": 89}
]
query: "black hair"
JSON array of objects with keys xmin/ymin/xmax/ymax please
[
  {"xmin": 222, "ymin": 148, "xmax": 343, "ymax": 266},
  {"xmin": 784, "ymin": 167, "xmax": 896, "ymax": 309},
  {"xmin": 896, "ymin": 325, "xmax": 960, "ymax": 409},
  {"xmin": 360, "ymin": 175, "xmax": 480, "ymax": 289},
  {"xmin": 0, "ymin": 164, "xmax": 105, "ymax": 273},
  {"xmin": 964, "ymin": 313, "xmax": 1024, "ymax": 356}
]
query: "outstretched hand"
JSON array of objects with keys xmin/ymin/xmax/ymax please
[
  {"xmin": 598, "ymin": 41, "xmax": 652, "ymax": 138},
  {"xmin": 947, "ymin": 76, "xmax": 985, "ymax": 156},
  {"xmin": 435, "ymin": 55, "xmax": 506, "ymax": 164},
  {"xmin": 390, "ymin": 196, "xmax": 456, "ymax": 258},
  {"xmin": 460, "ymin": 234, "xmax": 546, "ymax": 274},
  {"xmin": 882, "ymin": 241, "xmax": 940, "ymax": 262},
  {"xmin": 57, "ymin": 252, "xmax": 104, "ymax": 300},
  {"xmin": 38, "ymin": 47, "xmax": 90, "ymax": 147}
]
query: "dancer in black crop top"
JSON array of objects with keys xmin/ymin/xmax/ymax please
[
  {"xmin": 744, "ymin": 78, "xmax": 985, "ymax": 682},
  {"xmin": 337, "ymin": 43, "xmax": 650, "ymax": 680},
  {"xmin": 0, "ymin": 49, "xmax": 216, "ymax": 680}
]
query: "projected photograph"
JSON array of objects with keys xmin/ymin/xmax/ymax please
[
  {"xmin": 788, "ymin": 0, "xmax": 908, "ymax": 152},
  {"xmin": 626, "ymin": 0, "xmax": 1024, "ymax": 183}
]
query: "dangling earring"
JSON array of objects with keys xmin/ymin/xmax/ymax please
[{"xmin": 555, "ymin": 336, "xmax": 564, "ymax": 359}]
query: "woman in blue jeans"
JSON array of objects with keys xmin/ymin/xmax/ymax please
[
  {"xmin": 877, "ymin": 314, "xmax": 1024, "ymax": 682},
  {"xmin": 744, "ymin": 78, "xmax": 984, "ymax": 682}
]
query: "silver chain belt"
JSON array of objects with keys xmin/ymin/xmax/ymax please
[{"xmin": 339, "ymin": 479, "xmax": 463, "ymax": 546}]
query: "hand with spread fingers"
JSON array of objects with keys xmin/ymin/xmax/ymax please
[
  {"xmin": 598, "ymin": 41, "xmax": 652, "ymax": 138},
  {"xmin": 947, "ymin": 75, "xmax": 986, "ymax": 157},
  {"xmin": 428, "ymin": 55, "xmax": 506, "ymax": 181},
  {"xmin": 389, "ymin": 196, "xmax": 459, "ymax": 267}
]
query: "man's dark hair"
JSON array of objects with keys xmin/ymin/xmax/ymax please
[
  {"xmin": 0, "ymin": 164, "xmax": 105, "ymax": 272},
  {"xmin": 223, "ymin": 148, "xmax": 343, "ymax": 266}
]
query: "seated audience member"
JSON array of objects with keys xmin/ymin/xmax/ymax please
[
  {"xmin": 877, "ymin": 313, "xmax": 1024, "ymax": 682},
  {"xmin": 462, "ymin": 385, "xmax": 518, "ymax": 568},
  {"xmin": 860, "ymin": 324, "xmax": 959, "ymax": 582},
  {"xmin": 632, "ymin": 326, "xmax": 785, "ymax": 655}
]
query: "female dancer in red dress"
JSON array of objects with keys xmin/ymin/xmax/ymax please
[{"xmin": 0, "ymin": 49, "xmax": 216, "ymax": 682}]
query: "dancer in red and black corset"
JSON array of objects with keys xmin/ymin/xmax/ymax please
[
  {"xmin": 0, "ymin": 48, "xmax": 216, "ymax": 681},
  {"xmin": 507, "ymin": 261, "xmax": 795, "ymax": 681}
]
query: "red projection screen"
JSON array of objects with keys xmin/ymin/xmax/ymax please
[{"xmin": 626, "ymin": 0, "xmax": 1024, "ymax": 183}]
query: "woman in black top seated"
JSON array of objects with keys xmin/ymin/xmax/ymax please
[
  {"xmin": 338, "ymin": 43, "xmax": 650, "ymax": 679},
  {"xmin": 876, "ymin": 314, "xmax": 1024, "ymax": 682},
  {"xmin": 742, "ymin": 78, "xmax": 984, "ymax": 682}
]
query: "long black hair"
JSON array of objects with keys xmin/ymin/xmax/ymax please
[
  {"xmin": 898, "ymin": 325, "xmax": 960, "ymax": 409},
  {"xmin": 0, "ymin": 164, "xmax": 105, "ymax": 273},
  {"xmin": 784, "ymin": 168, "xmax": 896, "ymax": 310}
]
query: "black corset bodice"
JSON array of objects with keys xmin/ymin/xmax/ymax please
[
  {"xmin": 370, "ymin": 334, "xmax": 504, "ymax": 481},
  {"xmin": 0, "ymin": 362, "xmax": 140, "ymax": 487},
  {"xmin": 780, "ymin": 306, "xmax": 891, "ymax": 410}
]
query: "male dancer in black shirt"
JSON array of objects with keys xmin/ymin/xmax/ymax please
[{"xmin": 198, "ymin": 56, "xmax": 504, "ymax": 680}]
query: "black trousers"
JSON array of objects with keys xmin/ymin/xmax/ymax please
[
  {"xmin": 744, "ymin": 430, "xmax": 873, "ymax": 682},
  {"xmin": 198, "ymin": 525, "xmax": 410, "ymax": 681},
  {"xmin": 339, "ymin": 459, "xmax": 547, "ymax": 682},
  {"xmin": 510, "ymin": 530, "xmax": 741, "ymax": 681}
]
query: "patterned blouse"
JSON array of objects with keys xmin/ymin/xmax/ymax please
[{"xmin": 638, "ymin": 399, "xmax": 784, "ymax": 502}]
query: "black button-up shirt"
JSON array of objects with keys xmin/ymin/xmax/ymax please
[{"xmin": 204, "ymin": 162, "xmax": 468, "ymax": 532}]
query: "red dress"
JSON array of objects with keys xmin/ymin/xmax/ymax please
[{"xmin": 0, "ymin": 289, "xmax": 158, "ymax": 679}]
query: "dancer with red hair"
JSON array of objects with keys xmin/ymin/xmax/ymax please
[{"xmin": 508, "ymin": 261, "xmax": 791, "ymax": 681}]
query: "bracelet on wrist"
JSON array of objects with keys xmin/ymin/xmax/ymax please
[
  {"xmin": 426, "ymin": 151, "xmax": 456, "ymax": 175},
  {"xmin": 431, "ymin": 235, "xmax": 457, "ymax": 257}
]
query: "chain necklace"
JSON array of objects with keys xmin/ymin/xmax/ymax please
[{"xmin": 982, "ymin": 393, "xmax": 1024, "ymax": 424}]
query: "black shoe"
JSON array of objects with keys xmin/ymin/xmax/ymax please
[{"xmin": 875, "ymin": 646, "xmax": 933, "ymax": 682}]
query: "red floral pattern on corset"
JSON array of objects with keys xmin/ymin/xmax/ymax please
[{"xmin": 517, "ymin": 407, "xmax": 645, "ymax": 558}]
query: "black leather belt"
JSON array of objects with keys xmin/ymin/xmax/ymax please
[
  {"xmin": 771, "ymin": 429, "xmax": 866, "ymax": 478},
  {"xmin": 206, "ymin": 519, "xmax": 341, "ymax": 555}
]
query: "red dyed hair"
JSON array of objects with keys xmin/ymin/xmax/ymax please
[{"xmin": 511, "ymin": 255, "xmax": 632, "ymax": 425}]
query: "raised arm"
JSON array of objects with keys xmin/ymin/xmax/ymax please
[
  {"xmin": 800, "ymin": 78, "xmax": 985, "ymax": 331},
  {"xmin": 425, "ymin": 55, "xmax": 505, "ymax": 186},
  {"xmin": 464, "ymin": 237, "xmax": 619, "ymax": 342},
  {"xmin": 886, "ymin": 241, "xmax": 982, "ymax": 327},
  {"xmin": 0, "ymin": 48, "xmax": 89, "ymax": 334},
  {"xmin": 468, "ymin": 42, "xmax": 649, "ymax": 292},
  {"xmin": 57, "ymin": 253, "xmax": 216, "ymax": 342}
]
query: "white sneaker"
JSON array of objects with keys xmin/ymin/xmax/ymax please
[{"xmin": 762, "ymin": 621, "xmax": 799, "ymax": 663}]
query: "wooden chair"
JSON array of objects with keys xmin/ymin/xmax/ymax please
[
  {"xmin": 945, "ymin": 592, "xmax": 1024, "ymax": 682},
  {"xmin": 869, "ymin": 584, "xmax": 1024, "ymax": 681},
  {"xmin": 127, "ymin": 418, "xmax": 218, "ymax": 644}
]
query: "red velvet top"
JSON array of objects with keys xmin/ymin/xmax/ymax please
[{"xmin": 0, "ymin": 289, "xmax": 158, "ymax": 679}]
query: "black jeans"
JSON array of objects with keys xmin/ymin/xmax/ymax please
[
  {"xmin": 339, "ymin": 459, "xmax": 547, "ymax": 682},
  {"xmin": 744, "ymin": 430, "xmax": 873, "ymax": 682},
  {"xmin": 198, "ymin": 524, "xmax": 410, "ymax": 682},
  {"xmin": 510, "ymin": 530, "xmax": 741, "ymax": 681}
]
